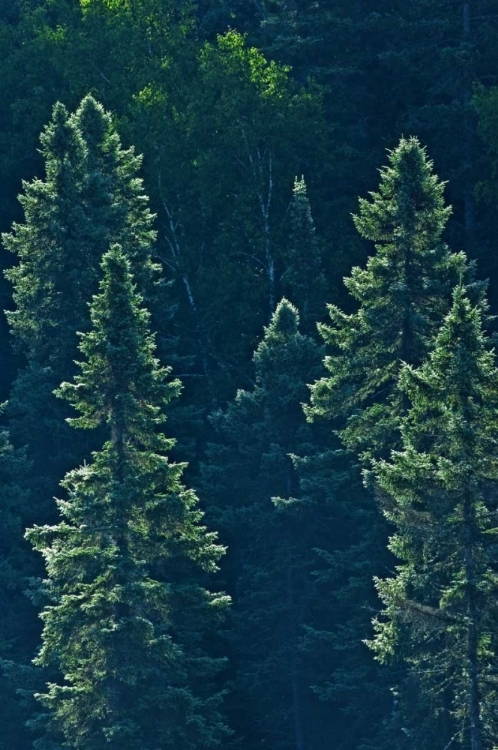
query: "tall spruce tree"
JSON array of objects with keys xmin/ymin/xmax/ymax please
[
  {"xmin": 1, "ymin": 95, "xmax": 166, "ymax": 749},
  {"xmin": 308, "ymin": 136, "xmax": 479, "ymax": 463},
  {"xmin": 202, "ymin": 298, "xmax": 329, "ymax": 750},
  {"xmin": 4, "ymin": 101, "xmax": 89, "ymax": 500},
  {"xmin": 304, "ymin": 138, "xmax": 482, "ymax": 748},
  {"xmin": 4, "ymin": 95, "xmax": 160, "ymax": 514},
  {"xmin": 27, "ymin": 244, "xmax": 229, "ymax": 750},
  {"xmin": 280, "ymin": 176, "xmax": 327, "ymax": 333},
  {"xmin": 370, "ymin": 286, "xmax": 498, "ymax": 749}
]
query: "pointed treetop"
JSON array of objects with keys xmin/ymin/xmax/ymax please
[
  {"xmin": 57, "ymin": 243, "xmax": 180, "ymax": 434},
  {"xmin": 263, "ymin": 297, "xmax": 300, "ymax": 342},
  {"xmin": 293, "ymin": 175, "xmax": 307, "ymax": 199},
  {"xmin": 436, "ymin": 283, "xmax": 487, "ymax": 354},
  {"xmin": 280, "ymin": 174, "xmax": 327, "ymax": 331},
  {"xmin": 290, "ymin": 174, "xmax": 316, "ymax": 238},
  {"xmin": 39, "ymin": 101, "xmax": 86, "ymax": 170},
  {"xmin": 354, "ymin": 136, "xmax": 452, "ymax": 244},
  {"xmin": 400, "ymin": 284, "xmax": 493, "ymax": 403},
  {"xmin": 73, "ymin": 94, "xmax": 112, "ymax": 147},
  {"xmin": 72, "ymin": 93, "xmax": 143, "ymax": 183},
  {"xmin": 253, "ymin": 297, "xmax": 323, "ymax": 395}
]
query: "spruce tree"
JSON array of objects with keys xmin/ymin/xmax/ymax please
[
  {"xmin": 4, "ymin": 101, "xmax": 88, "ymax": 495},
  {"xmin": 0, "ymin": 422, "xmax": 34, "ymax": 750},
  {"xmin": 1, "ymin": 95, "xmax": 166, "ymax": 748},
  {"xmin": 308, "ymin": 136, "xmax": 479, "ymax": 463},
  {"xmin": 71, "ymin": 95, "xmax": 159, "ymax": 299},
  {"xmin": 304, "ymin": 137, "xmax": 480, "ymax": 748},
  {"xmin": 370, "ymin": 286, "xmax": 498, "ymax": 749},
  {"xmin": 280, "ymin": 176, "xmax": 327, "ymax": 333},
  {"xmin": 26, "ymin": 244, "xmax": 229, "ymax": 750},
  {"xmin": 4, "ymin": 95, "xmax": 160, "ymax": 512},
  {"xmin": 202, "ymin": 298, "xmax": 331, "ymax": 750}
]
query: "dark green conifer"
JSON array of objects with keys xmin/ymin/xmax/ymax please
[
  {"xmin": 280, "ymin": 176, "xmax": 327, "ymax": 332},
  {"xmin": 202, "ymin": 298, "xmax": 329, "ymax": 750},
  {"xmin": 4, "ymin": 95, "xmax": 160, "ymax": 512},
  {"xmin": 304, "ymin": 138, "xmax": 480, "ymax": 748},
  {"xmin": 26, "ymin": 244, "xmax": 229, "ymax": 750},
  {"xmin": 371, "ymin": 286, "xmax": 498, "ymax": 749},
  {"xmin": 0, "ymin": 422, "xmax": 34, "ymax": 750},
  {"xmin": 71, "ymin": 95, "xmax": 159, "ymax": 296},
  {"xmin": 308, "ymin": 137, "xmax": 479, "ymax": 463},
  {"xmin": 2, "ymin": 95, "xmax": 168, "ymax": 748},
  {"xmin": 4, "ymin": 102, "xmax": 88, "ymax": 494}
]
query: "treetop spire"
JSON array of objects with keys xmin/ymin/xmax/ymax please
[{"xmin": 263, "ymin": 297, "xmax": 300, "ymax": 340}]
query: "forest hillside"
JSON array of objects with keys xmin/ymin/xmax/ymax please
[{"xmin": 1, "ymin": 2, "xmax": 498, "ymax": 749}]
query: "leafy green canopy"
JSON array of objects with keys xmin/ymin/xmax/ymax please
[
  {"xmin": 27, "ymin": 245, "xmax": 230, "ymax": 750},
  {"xmin": 308, "ymin": 137, "xmax": 480, "ymax": 463},
  {"xmin": 371, "ymin": 286, "xmax": 498, "ymax": 749}
]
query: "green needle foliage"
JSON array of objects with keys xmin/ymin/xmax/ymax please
[
  {"xmin": 308, "ymin": 136, "xmax": 479, "ymax": 464},
  {"xmin": 4, "ymin": 95, "xmax": 160, "ymax": 513},
  {"xmin": 304, "ymin": 137, "xmax": 482, "ymax": 747},
  {"xmin": 0, "ymin": 422, "xmax": 34, "ymax": 750},
  {"xmin": 26, "ymin": 245, "xmax": 230, "ymax": 750},
  {"xmin": 4, "ymin": 101, "xmax": 89, "ymax": 490},
  {"xmin": 293, "ymin": 445, "xmax": 394, "ymax": 750},
  {"xmin": 371, "ymin": 286, "xmax": 498, "ymax": 750},
  {"xmin": 71, "ymin": 95, "xmax": 160, "ymax": 300},
  {"xmin": 280, "ymin": 176, "xmax": 328, "ymax": 333},
  {"xmin": 202, "ymin": 298, "xmax": 326, "ymax": 750}
]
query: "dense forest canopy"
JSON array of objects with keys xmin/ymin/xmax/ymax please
[{"xmin": 1, "ymin": 2, "xmax": 498, "ymax": 749}]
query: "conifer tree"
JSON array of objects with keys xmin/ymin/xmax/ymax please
[
  {"xmin": 308, "ymin": 136, "xmax": 479, "ymax": 463},
  {"xmin": 202, "ymin": 298, "xmax": 330, "ymax": 750},
  {"xmin": 370, "ymin": 286, "xmax": 498, "ymax": 749},
  {"xmin": 280, "ymin": 177, "xmax": 327, "ymax": 333},
  {"xmin": 304, "ymin": 138, "xmax": 480, "ymax": 748},
  {"xmin": 0, "ymin": 422, "xmax": 34, "ymax": 750},
  {"xmin": 4, "ymin": 102, "xmax": 88, "ymax": 492},
  {"xmin": 1, "ymin": 96, "xmax": 166, "ymax": 748},
  {"xmin": 4, "ymin": 95, "xmax": 160, "ymax": 512},
  {"xmin": 71, "ymin": 95, "xmax": 159, "ymax": 299},
  {"xmin": 27, "ymin": 244, "xmax": 229, "ymax": 750}
]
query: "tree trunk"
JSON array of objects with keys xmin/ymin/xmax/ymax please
[
  {"xmin": 463, "ymin": 492, "xmax": 483, "ymax": 750},
  {"xmin": 286, "ymin": 563, "xmax": 305, "ymax": 750},
  {"xmin": 462, "ymin": 1, "xmax": 476, "ymax": 251},
  {"xmin": 285, "ymin": 472, "xmax": 305, "ymax": 750}
]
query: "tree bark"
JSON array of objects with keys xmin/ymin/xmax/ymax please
[
  {"xmin": 463, "ymin": 491, "xmax": 483, "ymax": 750},
  {"xmin": 285, "ymin": 472, "xmax": 305, "ymax": 750},
  {"xmin": 462, "ymin": 1, "xmax": 476, "ymax": 250}
]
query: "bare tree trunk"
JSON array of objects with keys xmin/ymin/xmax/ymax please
[
  {"xmin": 242, "ymin": 130, "xmax": 276, "ymax": 315},
  {"xmin": 462, "ymin": 1, "xmax": 476, "ymax": 250},
  {"xmin": 261, "ymin": 151, "xmax": 275, "ymax": 314},
  {"xmin": 157, "ymin": 182, "xmax": 211, "ymax": 383}
]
